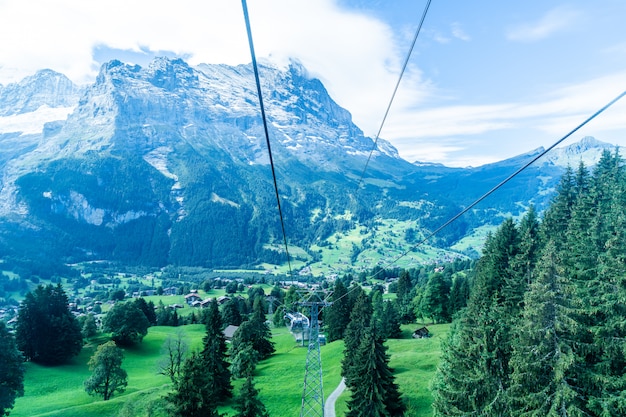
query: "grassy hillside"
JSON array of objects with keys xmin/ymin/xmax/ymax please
[{"xmin": 12, "ymin": 323, "xmax": 449, "ymax": 417}]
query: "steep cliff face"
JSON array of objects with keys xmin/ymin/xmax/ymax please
[
  {"xmin": 0, "ymin": 57, "xmax": 616, "ymax": 273},
  {"xmin": 0, "ymin": 57, "xmax": 411, "ymax": 269}
]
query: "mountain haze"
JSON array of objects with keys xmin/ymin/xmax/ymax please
[{"xmin": 0, "ymin": 57, "xmax": 620, "ymax": 276}]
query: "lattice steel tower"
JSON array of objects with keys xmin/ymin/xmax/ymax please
[{"xmin": 300, "ymin": 296, "xmax": 330, "ymax": 417}]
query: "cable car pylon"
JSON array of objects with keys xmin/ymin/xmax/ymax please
[{"xmin": 299, "ymin": 292, "xmax": 331, "ymax": 417}]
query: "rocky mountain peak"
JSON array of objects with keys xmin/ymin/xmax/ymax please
[
  {"xmin": 0, "ymin": 69, "xmax": 80, "ymax": 116},
  {"xmin": 540, "ymin": 136, "xmax": 620, "ymax": 168}
]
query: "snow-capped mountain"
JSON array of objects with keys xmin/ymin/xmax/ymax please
[{"xmin": 0, "ymin": 57, "xmax": 618, "ymax": 274}]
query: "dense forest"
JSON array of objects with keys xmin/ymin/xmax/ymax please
[{"xmin": 432, "ymin": 149, "xmax": 626, "ymax": 416}]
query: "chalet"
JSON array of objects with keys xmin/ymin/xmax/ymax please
[
  {"xmin": 413, "ymin": 326, "xmax": 430, "ymax": 339},
  {"xmin": 200, "ymin": 298, "xmax": 214, "ymax": 308},
  {"xmin": 163, "ymin": 287, "xmax": 178, "ymax": 296},
  {"xmin": 223, "ymin": 325, "xmax": 239, "ymax": 341},
  {"xmin": 185, "ymin": 293, "xmax": 202, "ymax": 305},
  {"xmin": 217, "ymin": 295, "xmax": 231, "ymax": 305}
]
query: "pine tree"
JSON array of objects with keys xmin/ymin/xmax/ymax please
[
  {"xmin": 433, "ymin": 218, "xmax": 522, "ymax": 416},
  {"xmin": 0, "ymin": 321, "xmax": 24, "ymax": 417},
  {"xmin": 346, "ymin": 325, "xmax": 405, "ymax": 417},
  {"xmin": 541, "ymin": 166, "xmax": 576, "ymax": 251},
  {"xmin": 16, "ymin": 283, "xmax": 83, "ymax": 365},
  {"xmin": 447, "ymin": 275, "xmax": 469, "ymax": 317},
  {"xmin": 380, "ymin": 301, "xmax": 402, "ymax": 339},
  {"xmin": 233, "ymin": 376, "xmax": 269, "ymax": 417},
  {"xmin": 167, "ymin": 352, "xmax": 219, "ymax": 417},
  {"xmin": 395, "ymin": 270, "xmax": 415, "ymax": 324},
  {"xmin": 507, "ymin": 205, "xmax": 541, "ymax": 310},
  {"xmin": 222, "ymin": 298, "xmax": 244, "ymax": 326},
  {"xmin": 507, "ymin": 242, "xmax": 586, "ymax": 416},
  {"xmin": 200, "ymin": 299, "xmax": 232, "ymax": 402},
  {"xmin": 342, "ymin": 292, "xmax": 373, "ymax": 388},
  {"xmin": 583, "ymin": 162, "xmax": 626, "ymax": 416},
  {"xmin": 325, "ymin": 279, "xmax": 351, "ymax": 342}
]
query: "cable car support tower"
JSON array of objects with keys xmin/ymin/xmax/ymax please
[{"xmin": 299, "ymin": 293, "xmax": 331, "ymax": 417}]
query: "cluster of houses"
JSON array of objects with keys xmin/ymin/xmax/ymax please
[
  {"xmin": 184, "ymin": 290, "xmax": 232, "ymax": 308},
  {"xmin": 0, "ymin": 306, "xmax": 18, "ymax": 331}
]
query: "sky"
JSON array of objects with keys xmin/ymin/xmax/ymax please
[{"xmin": 0, "ymin": 0, "xmax": 625, "ymax": 167}]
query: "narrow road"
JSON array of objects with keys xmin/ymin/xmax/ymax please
[{"xmin": 324, "ymin": 377, "xmax": 346, "ymax": 417}]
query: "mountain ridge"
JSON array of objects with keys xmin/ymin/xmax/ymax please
[{"xmin": 0, "ymin": 57, "xmax": 620, "ymax": 276}]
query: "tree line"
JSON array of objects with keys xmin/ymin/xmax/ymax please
[
  {"xmin": 2, "ymin": 281, "xmax": 276, "ymax": 416},
  {"xmin": 432, "ymin": 150, "xmax": 626, "ymax": 416}
]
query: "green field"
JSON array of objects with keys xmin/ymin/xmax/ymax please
[{"xmin": 12, "ymin": 323, "xmax": 449, "ymax": 417}]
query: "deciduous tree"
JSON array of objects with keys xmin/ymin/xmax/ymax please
[
  {"xmin": 84, "ymin": 341, "xmax": 128, "ymax": 401},
  {"xmin": 158, "ymin": 329, "xmax": 189, "ymax": 384},
  {"xmin": 103, "ymin": 301, "xmax": 150, "ymax": 346}
]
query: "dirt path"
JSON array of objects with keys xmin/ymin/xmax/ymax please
[{"xmin": 324, "ymin": 377, "xmax": 346, "ymax": 417}]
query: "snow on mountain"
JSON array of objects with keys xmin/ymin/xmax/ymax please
[
  {"xmin": 0, "ymin": 69, "xmax": 80, "ymax": 117},
  {"xmin": 0, "ymin": 105, "xmax": 75, "ymax": 135},
  {"xmin": 540, "ymin": 136, "xmax": 620, "ymax": 167},
  {"xmin": 0, "ymin": 69, "xmax": 80, "ymax": 136}
]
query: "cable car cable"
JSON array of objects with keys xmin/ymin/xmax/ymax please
[
  {"xmin": 356, "ymin": 0, "xmax": 432, "ymax": 189},
  {"xmin": 242, "ymin": 0, "xmax": 294, "ymax": 280}
]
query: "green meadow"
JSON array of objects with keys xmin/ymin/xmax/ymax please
[{"xmin": 12, "ymin": 323, "xmax": 449, "ymax": 417}]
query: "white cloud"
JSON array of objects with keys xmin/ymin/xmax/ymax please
[
  {"xmin": 506, "ymin": 6, "xmax": 581, "ymax": 42},
  {"xmin": 0, "ymin": 0, "xmax": 430, "ymax": 138},
  {"xmin": 0, "ymin": 1, "xmax": 623, "ymax": 168},
  {"xmin": 451, "ymin": 23, "xmax": 470, "ymax": 42},
  {"xmin": 380, "ymin": 71, "xmax": 626, "ymax": 166}
]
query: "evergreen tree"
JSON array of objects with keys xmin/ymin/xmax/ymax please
[
  {"xmin": 541, "ymin": 166, "xmax": 576, "ymax": 251},
  {"xmin": 395, "ymin": 270, "xmax": 415, "ymax": 324},
  {"xmin": 507, "ymin": 242, "xmax": 586, "ymax": 416},
  {"xmin": 230, "ymin": 342, "xmax": 259, "ymax": 379},
  {"xmin": 507, "ymin": 205, "xmax": 541, "ymax": 310},
  {"xmin": 583, "ymin": 159, "xmax": 626, "ymax": 416},
  {"xmin": 431, "ymin": 301, "xmax": 511, "ymax": 416},
  {"xmin": 447, "ymin": 275, "xmax": 469, "ymax": 317},
  {"xmin": 200, "ymin": 299, "xmax": 232, "ymax": 402},
  {"xmin": 84, "ymin": 341, "xmax": 128, "ymax": 401},
  {"xmin": 167, "ymin": 352, "xmax": 219, "ymax": 417},
  {"xmin": 222, "ymin": 298, "xmax": 244, "ymax": 326},
  {"xmin": 134, "ymin": 297, "xmax": 157, "ymax": 326},
  {"xmin": 233, "ymin": 376, "xmax": 269, "ymax": 417},
  {"xmin": 342, "ymin": 292, "xmax": 373, "ymax": 388},
  {"xmin": 0, "ymin": 321, "xmax": 24, "ymax": 417},
  {"xmin": 16, "ymin": 283, "xmax": 83, "ymax": 365},
  {"xmin": 380, "ymin": 301, "xmax": 402, "ymax": 339},
  {"xmin": 432, "ymin": 218, "xmax": 522, "ymax": 416},
  {"xmin": 346, "ymin": 326, "xmax": 405, "ymax": 417},
  {"xmin": 396, "ymin": 270, "xmax": 412, "ymax": 304},
  {"xmin": 325, "ymin": 279, "xmax": 350, "ymax": 342}
]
